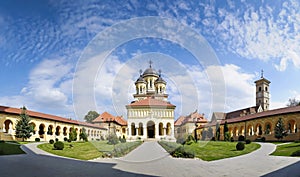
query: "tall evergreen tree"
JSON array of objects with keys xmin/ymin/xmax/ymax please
[
  {"xmin": 223, "ymin": 121, "xmax": 230, "ymax": 141},
  {"xmin": 274, "ymin": 118, "xmax": 287, "ymax": 141},
  {"xmin": 15, "ymin": 106, "xmax": 34, "ymax": 141},
  {"xmin": 84, "ymin": 111, "xmax": 99, "ymax": 123},
  {"xmin": 216, "ymin": 123, "xmax": 221, "ymax": 141}
]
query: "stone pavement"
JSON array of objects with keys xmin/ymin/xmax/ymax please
[{"xmin": 0, "ymin": 141, "xmax": 299, "ymax": 177}]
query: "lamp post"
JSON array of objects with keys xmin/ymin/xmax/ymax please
[{"xmin": 194, "ymin": 118, "xmax": 198, "ymax": 142}]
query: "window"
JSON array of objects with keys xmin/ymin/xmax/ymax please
[
  {"xmin": 259, "ymin": 87, "xmax": 262, "ymax": 91},
  {"xmin": 265, "ymin": 87, "xmax": 268, "ymax": 91}
]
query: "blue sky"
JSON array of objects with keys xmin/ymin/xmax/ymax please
[{"xmin": 0, "ymin": 0, "xmax": 299, "ymax": 121}]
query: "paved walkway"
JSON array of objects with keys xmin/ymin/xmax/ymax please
[{"xmin": 0, "ymin": 141, "xmax": 299, "ymax": 177}]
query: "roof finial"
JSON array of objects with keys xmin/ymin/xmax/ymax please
[
  {"xmin": 261, "ymin": 69, "xmax": 264, "ymax": 78},
  {"xmin": 158, "ymin": 69, "xmax": 162, "ymax": 76},
  {"xmin": 149, "ymin": 60, "xmax": 153, "ymax": 68},
  {"xmin": 139, "ymin": 69, "xmax": 142, "ymax": 76}
]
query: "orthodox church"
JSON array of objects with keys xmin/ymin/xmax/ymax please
[{"xmin": 126, "ymin": 61, "xmax": 176, "ymax": 141}]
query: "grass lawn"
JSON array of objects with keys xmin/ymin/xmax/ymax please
[
  {"xmin": 159, "ymin": 141, "xmax": 260, "ymax": 161},
  {"xmin": 38, "ymin": 141, "xmax": 103, "ymax": 160},
  {"xmin": 0, "ymin": 142, "xmax": 25, "ymax": 155},
  {"xmin": 38, "ymin": 140, "xmax": 143, "ymax": 160},
  {"xmin": 271, "ymin": 142, "xmax": 300, "ymax": 157}
]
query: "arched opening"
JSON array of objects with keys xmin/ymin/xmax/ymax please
[
  {"xmin": 247, "ymin": 125, "xmax": 253, "ymax": 136},
  {"xmin": 38, "ymin": 124, "xmax": 45, "ymax": 138},
  {"xmin": 239, "ymin": 126, "xmax": 244, "ymax": 136},
  {"xmin": 122, "ymin": 128, "xmax": 126, "ymax": 134},
  {"xmin": 166, "ymin": 122, "xmax": 171, "ymax": 136},
  {"xmin": 87, "ymin": 129, "xmax": 90, "ymax": 136},
  {"xmin": 147, "ymin": 121, "xmax": 155, "ymax": 138},
  {"xmin": 55, "ymin": 126, "xmax": 61, "ymax": 136},
  {"xmin": 131, "ymin": 123, "xmax": 136, "ymax": 136},
  {"xmin": 233, "ymin": 127, "xmax": 238, "ymax": 136},
  {"xmin": 138, "ymin": 123, "xmax": 143, "ymax": 136},
  {"xmin": 256, "ymin": 124, "xmax": 263, "ymax": 136},
  {"xmin": 159, "ymin": 122, "xmax": 163, "ymax": 136},
  {"xmin": 4, "ymin": 119, "xmax": 13, "ymax": 133},
  {"xmin": 287, "ymin": 119, "xmax": 296, "ymax": 133},
  {"xmin": 47, "ymin": 125, "xmax": 53, "ymax": 135},
  {"xmin": 265, "ymin": 122, "xmax": 272, "ymax": 135},
  {"xmin": 29, "ymin": 122, "xmax": 36, "ymax": 135},
  {"xmin": 63, "ymin": 127, "xmax": 67, "ymax": 136}
]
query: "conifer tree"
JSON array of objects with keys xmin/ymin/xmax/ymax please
[
  {"xmin": 15, "ymin": 106, "xmax": 34, "ymax": 141},
  {"xmin": 274, "ymin": 118, "xmax": 287, "ymax": 141}
]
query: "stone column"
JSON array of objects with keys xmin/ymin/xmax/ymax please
[
  {"xmin": 155, "ymin": 123, "xmax": 159, "ymax": 139},
  {"xmin": 143, "ymin": 126, "xmax": 147, "ymax": 139}
]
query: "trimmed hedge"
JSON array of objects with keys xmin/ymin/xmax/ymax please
[
  {"xmin": 35, "ymin": 138, "xmax": 40, "ymax": 142},
  {"xmin": 49, "ymin": 139, "xmax": 55, "ymax": 144},
  {"xmin": 291, "ymin": 150, "xmax": 300, "ymax": 157},
  {"xmin": 245, "ymin": 139, "xmax": 251, "ymax": 144},
  {"xmin": 236, "ymin": 142, "xmax": 245, "ymax": 151},
  {"xmin": 53, "ymin": 141, "xmax": 64, "ymax": 150}
]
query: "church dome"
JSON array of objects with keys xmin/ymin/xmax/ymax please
[
  {"xmin": 143, "ymin": 68, "xmax": 158, "ymax": 76},
  {"xmin": 135, "ymin": 75, "xmax": 146, "ymax": 84},
  {"xmin": 155, "ymin": 75, "xmax": 166, "ymax": 84}
]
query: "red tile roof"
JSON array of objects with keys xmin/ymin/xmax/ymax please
[
  {"xmin": 0, "ymin": 105, "xmax": 106, "ymax": 130},
  {"xmin": 126, "ymin": 97, "xmax": 175, "ymax": 108},
  {"xmin": 93, "ymin": 111, "xmax": 127, "ymax": 126},
  {"xmin": 175, "ymin": 111, "xmax": 208, "ymax": 126},
  {"xmin": 198, "ymin": 105, "xmax": 300, "ymax": 129}
]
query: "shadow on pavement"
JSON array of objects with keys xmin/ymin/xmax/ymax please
[
  {"xmin": 261, "ymin": 160, "xmax": 300, "ymax": 177},
  {"xmin": 0, "ymin": 145, "xmax": 158, "ymax": 177}
]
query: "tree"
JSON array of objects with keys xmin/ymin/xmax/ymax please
[
  {"xmin": 207, "ymin": 127, "xmax": 213, "ymax": 139},
  {"xmin": 274, "ymin": 118, "xmax": 287, "ymax": 141},
  {"xmin": 15, "ymin": 106, "xmax": 34, "ymax": 141},
  {"xmin": 69, "ymin": 126, "xmax": 77, "ymax": 141},
  {"xmin": 223, "ymin": 121, "xmax": 230, "ymax": 141},
  {"xmin": 216, "ymin": 123, "xmax": 221, "ymax": 141},
  {"xmin": 287, "ymin": 98, "xmax": 300, "ymax": 107},
  {"xmin": 84, "ymin": 111, "xmax": 99, "ymax": 123},
  {"xmin": 79, "ymin": 128, "xmax": 88, "ymax": 142}
]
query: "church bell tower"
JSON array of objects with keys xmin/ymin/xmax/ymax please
[{"xmin": 255, "ymin": 70, "xmax": 270, "ymax": 111}]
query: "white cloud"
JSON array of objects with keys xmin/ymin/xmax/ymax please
[{"xmin": 0, "ymin": 58, "xmax": 74, "ymax": 117}]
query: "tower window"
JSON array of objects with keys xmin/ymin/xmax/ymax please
[
  {"xmin": 259, "ymin": 87, "xmax": 261, "ymax": 91},
  {"xmin": 265, "ymin": 87, "xmax": 268, "ymax": 91}
]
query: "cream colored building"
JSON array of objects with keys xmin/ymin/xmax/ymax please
[
  {"xmin": 92, "ymin": 111, "xmax": 127, "ymax": 139},
  {"xmin": 126, "ymin": 62, "xmax": 176, "ymax": 141},
  {"xmin": 0, "ymin": 106, "xmax": 107, "ymax": 141},
  {"xmin": 197, "ymin": 74, "xmax": 300, "ymax": 142}
]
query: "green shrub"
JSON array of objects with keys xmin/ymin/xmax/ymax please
[
  {"xmin": 186, "ymin": 141, "xmax": 194, "ymax": 145},
  {"xmin": 53, "ymin": 141, "xmax": 64, "ymax": 150},
  {"xmin": 230, "ymin": 137, "xmax": 234, "ymax": 142},
  {"xmin": 211, "ymin": 137, "xmax": 216, "ymax": 141},
  {"xmin": 0, "ymin": 140, "xmax": 5, "ymax": 143},
  {"xmin": 171, "ymin": 146, "xmax": 194, "ymax": 158},
  {"xmin": 49, "ymin": 139, "xmax": 54, "ymax": 144},
  {"xmin": 261, "ymin": 137, "xmax": 266, "ymax": 142},
  {"xmin": 35, "ymin": 138, "xmax": 40, "ymax": 142},
  {"xmin": 64, "ymin": 137, "xmax": 68, "ymax": 142},
  {"xmin": 245, "ymin": 139, "xmax": 251, "ymax": 144},
  {"xmin": 55, "ymin": 138, "xmax": 59, "ymax": 142},
  {"xmin": 186, "ymin": 135, "xmax": 195, "ymax": 143},
  {"xmin": 67, "ymin": 139, "xmax": 71, "ymax": 143},
  {"xmin": 107, "ymin": 134, "xmax": 119, "ymax": 145},
  {"xmin": 238, "ymin": 135, "xmax": 245, "ymax": 141},
  {"xmin": 236, "ymin": 142, "xmax": 245, "ymax": 151},
  {"xmin": 176, "ymin": 137, "xmax": 186, "ymax": 145},
  {"xmin": 291, "ymin": 150, "xmax": 300, "ymax": 157},
  {"xmin": 120, "ymin": 137, "xmax": 126, "ymax": 143}
]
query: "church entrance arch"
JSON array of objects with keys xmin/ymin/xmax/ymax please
[{"xmin": 147, "ymin": 121, "xmax": 155, "ymax": 138}]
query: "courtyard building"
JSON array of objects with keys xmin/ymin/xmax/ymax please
[
  {"xmin": 197, "ymin": 73, "xmax": 300, "ymax": 142},
  {"xmin": 0, "ymin": 106, "xmax": 107, "ymax": 141},
  {"xmin": 126, "ymin": 62, "xmax": 176, "ymax": 141}
]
